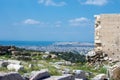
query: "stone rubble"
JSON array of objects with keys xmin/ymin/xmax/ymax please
[
  {"xmin": 7, "ymin": 60, "xmax": 21, "ymax": 65},
  {"xmin": 54, "ymin": 61, "xmax": 72, "ymax": 66},
  {"xmin": 86, "ymin": 50, "xmax": 109, "ymax": 65},
  {"xmin": 30, "ymin": 70, "xmax": 50, "ymax": 80},
  {"xmin": 7, "ymin": 64, "xmax": 24, "ymax": 72},
  {"xmin": 108, "ymin": 62, "xmax": 120, "ymax": 80},
  {"xmin": 92, "ymin": 74, "xmax": 107, "ymax": 80},
  {"xmin": 73, "ymin": 70, "xmax": 87, "ymax": 79},
  {"xmin": 43, "ymin": 74, "xmax": 75, "ymax": 80},
  {"xmin": 0, "ymin": 60, "xmax": 9, "ymax": 67},
  {"xmin": 0, "ymin": 69, "xmax": 90, "ymax": 80},
  {"xmin": 0, "ymin": 72, "xmax": 25, "ymax": 80}
]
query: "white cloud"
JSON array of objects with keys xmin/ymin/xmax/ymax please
[
  {"xmin": 23, "ymin": 19, "xmax": 40, "ymax": 25},
  {"xmin": 55, "ymin": 21, "xmax": 62, "ymax": 27},
  {"xmin": 55, "ymin": 24, "xmax": 61, "ymax": 27},
  {"xmin": 13, "ymin": 18, "xmax": 92, "ymax": 27},
  {"xmin": 38, "ymin": 0, "xmax": 66, "ymax": 6},
  {"xmin": 81, "ymin": 0, "xmax": 108, "ymax": 6},
  {"xmin": 69, "ymin": 17, "xmax": 91, "ymax": 27}
]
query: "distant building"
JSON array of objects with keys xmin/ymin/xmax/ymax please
[{"xmin": 94, "ymin": 14, "xmax": 120, "ymax": 59}]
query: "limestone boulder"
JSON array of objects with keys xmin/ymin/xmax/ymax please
[
  {"xmin": 11, "ymin": 51, "xmax": 21, "ymax": 56},
  {"xmin": 55, "ymin": 61, "xmax": 72, "ymax": 66},
  {"xmin": 0, "ymin": 72, "xmax": 24, "ymax": 80},
  {"xmin": 75, "ymin": 79, "xmax": 84, "ymax": 80},
  {"xmin": 29, "ymin": 64, "xmax": 34, "ymax": 68},
  {"xmin": 15, "ymin": 56, "xmax": 31, "ymax": 61},
  {"xmin": 7, "ymin": 60, "xmax": 21, "ymax": 65},
  {"xmin": 109, "ymin": 63, "xmax": 120, "ymax": 80},
  {"xmin": 44, "ymin": 74, "xmax": 75, "ymax": 80},
  {"xmin": 42, "ymin": 55, "xmax": 51, "ymax": 59},
  {"xmin": 86, "ymin": 50, "xmax": 96, "ymax": 57},
  {"xmin": 7, "ymin": 64, "xmax": 24, "ymax": 71},
  {"xmin": 62, "ymin": 68, "xmax": 71, "ymax": 74},
  {"xmin": 30, "ymin": 70, "xmax": 50, "ymax": 80},
  {"xmin": 92, "ymin": 74, "xmax": 107, "ymax": 80},
  {"xmin": 0, "ymin": 60, "xmax": 9, "ymax": 67},
  {"xmin": 65, "ymin": 61, "xmax": 72, "ymax": 66},
  {"xmin": 51, "ymin": 54, "xmax": 57, "ymax": 59},
  {"xmin": 73, "ymin": 70, "xmax": 87, "ymax": 79},
  {"xmin": 55, "ymin": 62, "xmax": 64, "ymax": 65}
]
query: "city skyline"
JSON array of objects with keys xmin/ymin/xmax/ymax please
[{"xmin": 0, "ymin": 0, "xmax": 120, "ymax": 42}]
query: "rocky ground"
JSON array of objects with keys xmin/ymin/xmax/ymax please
[{"xmin": 0, "ymin": 46, "xmax": 120, "ymax": 80}]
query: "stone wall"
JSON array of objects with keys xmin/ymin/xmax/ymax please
[{"xmin": 94, "ymin": 14, "xmax": 120, "ymax": 61}]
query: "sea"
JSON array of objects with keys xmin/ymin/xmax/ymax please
[
  {"xmin": 0, "ymin": 41, "xmax": 94, "ymax": 47},
  {"xmin": 0, "ymin": 41, "xmax": 55, "ymax": 47}
]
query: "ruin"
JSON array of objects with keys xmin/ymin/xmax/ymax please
[{"xmin": 94, "ymin": 14, "xmax": 120, "ymax": 60}]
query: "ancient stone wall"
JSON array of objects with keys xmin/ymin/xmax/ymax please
[{"xmin": 95, "ymin": 14, "xmax": 120, "ymax": 60}]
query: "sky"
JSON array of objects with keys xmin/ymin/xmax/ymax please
[{"xmin": 0, "ymin": 0, "xmax": 120, "ymax": 42}]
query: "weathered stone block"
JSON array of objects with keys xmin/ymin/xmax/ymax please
[
  {"xmin": 0, "ymin": 72, "xmax": 24, "ymax": 80},
  {"xmin": 30, "ymin": 70, "xmax": 50, "ymax": 80}
]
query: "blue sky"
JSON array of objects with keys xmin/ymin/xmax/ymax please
[{"xmin": 0, "ymin": 0, "xmax": 120, "ymax": 42}]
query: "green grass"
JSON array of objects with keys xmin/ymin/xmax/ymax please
[
  {"xmin": 0, "ymin": 54, "xmax": 11, "ymax": 59},
  {"xmin": 68, "ymin": 63, "xmax": 107, "ymax": 75},
  {"xmin": 0, "ymin": 67, "xmax": 8, "ymax": 72}
]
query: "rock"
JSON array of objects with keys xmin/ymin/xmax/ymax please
[
  {"xmin": 0, "ymin": 72, "xmax": 24, "ymax": 80},
  {"xmin": 0, "ymin": 46, "xmax": 12, "ymax": 55},
  {"xmin": 75, "ymin": 79, "xmax": 84, "ymax": 80},
  {"xmin": 37, "ymin": 64, "xmax": 44, "ymax": 67},
  {"xmin": 65, "ymin": 61, "xmax": 72, "ymax": 66},
  {"xmin": 108, "ymin": 63, "xmax": 120, "ymax": 80},
  {"xmin": 20, "ymin": 52, "xmax": 31, "ymax": 56},
  {"xmin": 42, "ymin": 55, "xmax": 51, "ymax": 59},
  {"xmin": 103, "ymin": 65, "xmax": 110, "ymax": 69},
  {"xmin": 44, "ymin": 74, "xmax": 75, "ymax": 80},
  {"xmin": 86, "ymin": 50, "xmax": 96, "ymax": 57},
  {"xmin": 15, "ymin": 56, "xmax": 31, "ymax": 61},
  {"xmin": 45, "ymin": 51, "xmax": 50, "ymax": 54},
  {"xmin": 8, "ymin": 47, "xmax": 15, "ymax": 52},
  {"xmin": 62, "ymin": 68, "xmax": 71, "ymax": 74},
  {"xmin": 24, "ymin": 77, "xmax": 29, "ymax": 80},
  {"xmin": 7, "ymin": 64, "xmax": 24, "ymax": 71},
  {"xmin": 85, "ymin": 72, "xmax": 93, "ymax": 78},
  {"xmin": 29, "ymin": 64, "xmax": 34, "ymax": 68},
  {"xmin": 73, "ymin": 70, "xmax": 87, "ymax": 79},
  {"xmin": 30, "ymin": 70, "xmax": 50, "ymax": 80},
  {"xmin": 92, "ymin": 74, "xmax": 107, "ymax": 80},
  {"xmin": 86, "ymin": 50, "xmax": 109, "ymax": 65},
  {"xmin": 55, "ymin": 61, "xmax": 72, "ymax": 66},
  {"xmin": 0, "ymin": 60, "xmax": 9, "ymax": 67},
  {"xmin": 112, "ymin": 59, "xmax": 119, "ymax": 63},
  {"xmin": 55, "ymin": 62, "xmax": 64, "ymax": 65},
  {"xmin": 7, "ymin": 60, "xmax": 21, "ymax": 65},
  {"xmin": 23, "ymin": 73, "xmax": 31, "ymax": 80},
  {"xmin": 51, "ymin": 54, "xmax": 57, "ymax": 59},
  {"xmin": 11, "ymin": 51, "xmax": 21, "ymax": 56},
  {"xmin": 104, "ymin": 57, "xmax": 109, "ymax": 61},
  {"xmin": 0, "ymin": 51, "xmax": 7, "ymax": 55},
  {"xmin": 52, "ymin": 65, "xmax": 61, "ymax": 69}
]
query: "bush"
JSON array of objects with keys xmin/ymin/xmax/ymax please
[{"xmin": 51, "ymin": 52, "xmax": 86, "ymax": 63}]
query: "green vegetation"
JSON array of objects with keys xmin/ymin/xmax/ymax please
[
  {"xmin": 0, "ymin": 67, "xmax": 8, "ymax": 72},
  {"xmin": 51, "ymin": 52, "xmax": 86, "ymax": 63}
]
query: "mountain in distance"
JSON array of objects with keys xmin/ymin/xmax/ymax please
[{"xmin": 52, "ymin": 42, "xmax": 94, "ymax": 47}]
